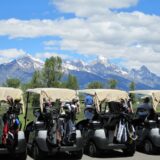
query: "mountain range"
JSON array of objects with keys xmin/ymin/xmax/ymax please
[{"xmin": 0, "ymin": 54, "xmax": 160, "ymax": 90}]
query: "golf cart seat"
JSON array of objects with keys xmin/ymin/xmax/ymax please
[
  {"xmin": 89, "ymin": 121, "xmax": 101, "ymax": 129},
  {"xmin": 34, "ymin": 121, "xmax": 45, "ymax": 130},
  {"xmin": 146, "ymin": 120, "xmax": 157, "ymax": 128}
]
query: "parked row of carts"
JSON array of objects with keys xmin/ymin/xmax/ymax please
[{"xmin": 0, "ymin": 87, "xmax": 160, "ymax": 160}]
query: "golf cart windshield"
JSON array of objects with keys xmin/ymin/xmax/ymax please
[
  {"xmin": 129, "ymin": 90, "xmax": 160, "ymax": 111},
  {"xmin": 78, "ymin": 89, "xmax": 130, "ymax": 113}
]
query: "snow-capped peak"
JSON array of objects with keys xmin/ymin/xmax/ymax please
[
  {"xmin": 63, "ymin": 59, "xmax": 88, "ymax": 72},
  {"xmin": 16, "ymin": 54, "xmax": 44, "ymax": 70},
  {"xmin": 17, "ymin": 54, "xmax": 44, "ymax": 64},
  {"xmin": 97, "ymin": 55, "xmax": 108, "ymax": 64},
  {"xmin": 90, "ymin": 55, "xmax": 109, "ymax": 67}
]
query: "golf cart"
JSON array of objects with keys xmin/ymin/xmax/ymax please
[
  {"xmin": 24, "ymin": 88, "xmax": 83, "ymax": 160},
  {"xmin": 130, "ymin": 90, "xmax": 160, "ymax": 154},
  {"xmin": 77, "ymin": 89, "xmax": 136, "ymax": 157},
  {"xmin": 0, "ymin": 87, "xmax": 27, "ymax": 160}
]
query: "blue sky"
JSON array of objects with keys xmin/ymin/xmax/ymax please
[{"xmin": 0, "ymin": 0, "xmax": 160, "ymax": 75}]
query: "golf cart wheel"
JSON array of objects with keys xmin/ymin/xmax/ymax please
[
  {"xmin": 70, "ymin": 149, "xmax": 83, "ymax": 159},
  {"xmin": 123, "ymin": 142, "xmax": 136, "ymax": 156},
  {"xmin": 144, "ymin": 139, "xmax": 153, "ymax": 154},
  {"xmin": 123, "ymin": 147, "xmax": 135, "ymax": 157},
  {"xmin": 33, "ymin": 143, "xmax": 45, "ymax": 160},
  {"xmin": 15, "ymin": 151, "xmax": 27, "ymax": 160},
  {"xmin": 88, "ymin": 141, "xmax": 99, "ymax": 157}
]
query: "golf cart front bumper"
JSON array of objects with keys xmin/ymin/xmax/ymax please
[{"xmin": 36, "ymin": 130, "xmax": 83, "ymax": 153}]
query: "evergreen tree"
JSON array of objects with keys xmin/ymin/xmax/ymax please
[
  {"xmin": 129, "ymin": 81, "xmax": 135, "ymax": 91},
  {"xmin": 66, "ymin": 74, "xmax": 79, "ymax": 89},
  {"xmin": 87, "ymin": 81, "xmax": 103, "ymax": 89},
  {"xmin": 22, "ymin": 71, "xmax": 43, "ymax": 110},
  {"xmin": 108, "ymin": 79, "xmax": 117, "ymax": 89},
  {"xmin": 129, "ymin": 81, "xmax": 136, "ymax": 104},
  {"xmin": 28, "ymin": 71, "xmax": 43, "ymax": 88},
  {"xmin": 3, "ymin": 78, "xmax": 21, "ymax": 88}
]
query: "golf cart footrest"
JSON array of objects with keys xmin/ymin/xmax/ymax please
[
  {"xmin": 59, "ymin": 145, "xmax": 81, "ymax": 152},
  {"xmin": 0, "ymin": 146, "xmax": 25, "ymax": 154},
  {"xmin": 106, "ymin": 143, "xmax": 126, "ymax": 149}
]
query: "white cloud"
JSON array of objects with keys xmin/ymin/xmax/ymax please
[
  {"xmin": 43, "ymin": 40, "xmax": 61, "ymax": 50},
  {"xmin": 0, "ymin": 0, "xmax": 160, "ymax": 75},
  {"xmin": 0, "ymin": 48, "xmax": 26, "ymax": 63},
  {"xmin": 43, "ymin": 40, "xmax": 58, "ymax": 46},
  {"xmin": 35, "ymin": 52, "xmax": 69, "ymax": 59},
  {"xmin": 53, "ymin": 0, "xmax": 138, "ymax": 17},
  {"xmin": 0, "ymin": 18, "xmax": 59, "ymax": 38}
]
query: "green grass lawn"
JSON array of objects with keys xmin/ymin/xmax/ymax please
[{"xmin": 76, "ymin": 103, "xmax": 85, "ymax": 122}]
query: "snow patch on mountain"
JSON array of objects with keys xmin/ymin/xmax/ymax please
[{"xmin": 16, "ymin": 54, "xmax": 43, "ymax": 70}]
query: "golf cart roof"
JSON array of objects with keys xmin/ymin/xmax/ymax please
[
  {"xmin": 78, "ymin": 89, "xmax": 129, "ymax": 102},
  {"xmin": 0, "ymin": 87, "xmax": 24, "ymax": 113},
  {"xmin": 26, "ymin": 88, "xmax": 77, "ymax": 101},
  {"xmin": 129, "ymin": 90, "xmax": 160, "ymax": 110},
  {"xmin": 129, "ymin": 90, "xmax": 160, "ymax": 96},
  {"xmin": 26, "ymin": 88, "xmax": 78, "ymax": 111}
]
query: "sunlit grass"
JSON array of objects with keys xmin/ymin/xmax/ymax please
[{"xmin": 76, "ymin": 103, "xmax": 85, "ymax": 122}]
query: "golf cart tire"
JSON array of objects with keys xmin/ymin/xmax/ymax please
[
  {"xmin": 33, "ymin": 143, "xmax": 46, "ymax": 160},
  {"xmin": 16, "ymin": 152, "xmax": 27, "ymax": 160},
  {"xmin": 70, "ymin": 149, "xmax": 83, "ymax": 160},
  {"xmin": 144, "ymin": 139, "xmax": 154, "ymax": 154},
  {"xmin": 123, "ymin": 142, "xmax": 136, "ymax": 156},
  {"xmin": 87, "ymin": 141, "xmax": 99, "ymax": 157}
]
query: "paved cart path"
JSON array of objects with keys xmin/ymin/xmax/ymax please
[
  {"xmin": 26, "ymin": 150, "xmax": 160, "ymax": 160},
  {"xmin": 0, "ymin": 150, "xmax": 159, "ymax": 160}
]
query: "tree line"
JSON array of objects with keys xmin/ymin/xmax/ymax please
[{"xmin": 2, "ymin": 56, "xmax": 136, "ymax": 92}]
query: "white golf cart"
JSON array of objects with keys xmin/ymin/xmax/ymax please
[
  {"xmin": 130, "ymin": 90, "xmax": 160, "ymax": 154},
  {"xmin": 77, "ymin": 89, "xmax": 136, "ymax": 157},
  {"xmin": 0, "ymin": 87, "xmax": 26, "ymax": 160},
  {"xmin": 24, "ymin": 88, "xmax": 83, "ymax": 160}
]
